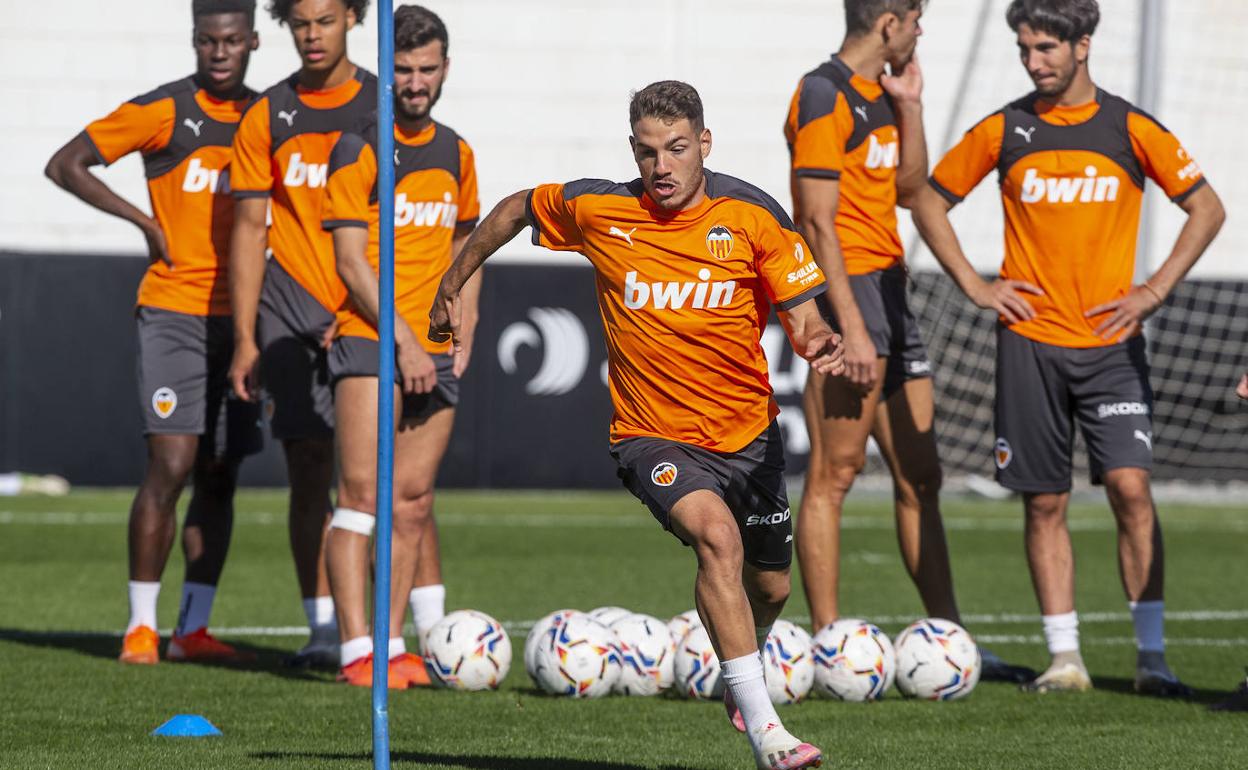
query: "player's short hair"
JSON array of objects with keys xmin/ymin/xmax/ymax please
[
  {"xmin": 267, "ymin": 0, "xmax": 370, "ymax": 25},
  {"xmin": 193, "ymin": 0, "xmax": 256, "ymax": 25},
  {"xmin": 629, "ymin": 81, "xmax": 704, "ymax": 132},
  {"xmin": 844, "ymin": 0, "xmax": 926, "ymax": 37},
  {"xmin": 1006, "ymin": 0, "xmax": 1100, "ymax": 41},
  {"xmin": 394, "ymin": 5, "xmax": 448, "ymax": 56}
]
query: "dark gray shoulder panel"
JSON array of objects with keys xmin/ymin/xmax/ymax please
[
  {"xmin": 328, "ymin": 131, "xmax": 369, "ymax": 176},
  {"xmin": 562, "ymin": 178, "xmax": 639, "ymax": 200},
  {"xmin": 704, "ymin": 170, "xmax": 797, "ymax": 232},
  {"xmin": 797, "ymin": 73, "xmax": 843, "ymax": 130}
]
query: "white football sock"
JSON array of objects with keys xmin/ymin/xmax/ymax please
[
  {"xmin": 127, "ymin": 580, "xmax": 161, "ymax": 633},
  {"xmin": 175, "ymin": 582, "xmax": 217, "ymax": 636},
  {"xmin": 1041, "ymin": 611, "xmax": 1080, "ymax": 655},
  {"xmin": 722, "ymin": 652, "xmax": 782, "ymax": 749},
  {"xmin": 1129, "ymin": 600, "xmax": 1165, "ymax": 653},
  {"xmin": 0, "ymin": 473, "xmax": 20, "ymax": 496},
  {"xmin": 341, "ymin": 635, "xmax": 373, "ymax": 667},
  {"xmin": 755, "ymin": 625, "xmax": 772, "ymax": 653},
  {"xmin": 409, "ymin": 584, "xmax": 446, "ymax": 648},
  {"xmin": 302, "ymin": 596, "xmax": 338, "ymax": 640},
  {"xmin": 388, "ymin": 637, "xmax": 406, "ymax": 660}
]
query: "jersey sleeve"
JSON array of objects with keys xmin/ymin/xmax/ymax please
[
  {"xmin": 231, "ymin": 97, "xmax": 274, "ymax": 198},
  {"xmin": 323, "ymin": 133, "xmax": 375, "ymax": 230},
  {"xmin": 754, "ymin": 210, "xmax": 827, "ymax": 310},
  {"xmin": 788, "ymin": 77, "xmax": 852, "ymax": 179},
  {"xmin": 525, "ymin": 183, "xmax": 584, "ymax": 252},
  {"xmin": 1127, "ymin": 111, "xmax": 1207, "ymax": 203},
  {"xmin": 929, "ymin": 112, "xmax": 1004, "ymax": 205},
  {"xmin": 456, "ymin": 139, "xmax": 480, "ymax": 228},
  {"xmin": 82, "ymin": 97, "xmax": 175, "ymax": 165}
]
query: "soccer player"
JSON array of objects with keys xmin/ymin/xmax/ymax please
[
  {"xmin": 226, "ymin": 0, "xmax": 413, "ymax": 667},
  {"xmin": 320, "ymin": 5, "xmax": 478, "ymax": 688},
  {"xmin": 431, "ymin": 81, "xmax": 840, "ymax": 770},
  {"xmin": 784, "ymin": 0, "xmax": 1030, "ymax": 682},
  {"xmin": 44, "ymin": 0, "xmax": 263, "ymax": 664},
  {"xmin": 911, "ymin": 0, "xmax": 1225, "ymax": 694}
]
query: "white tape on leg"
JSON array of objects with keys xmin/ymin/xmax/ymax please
[{"xmin": 330, "ymin": 507, "xmax": 376, "ymax": 536}]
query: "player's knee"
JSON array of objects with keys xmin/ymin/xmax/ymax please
[
  {"xmin": 749, "ymin": 572, "xmax": 790, "ymax": 608},
  {"xmin": 896, "ymin": 460, "xmax": 943, "ymax": 508},
  {"xmin": 336, "ymin": 475, "xmax": 376, "ymax": 515},
  {"xmin": 1025, "ymin": 494, "xmax": 1066, "ymax": 525},
  {"xmin": 692, "ymin": 519, "xmax": 744, "ymax": 572},
  {"xmin": 1105, "ymin": 469, "xmax": 1153, "ymax": 511},
  {"xmin": 284, "ymin": 438, "xmax": 334, "ymax": 484},
  {"xmin": 145, "ymin": 447, "xmax": 196, "ymax": 491},
  {"xmin": 393, "ymin": 488, "xmax": 435, "ymax": 534},
  {"xmin": 807, "ymin": 454, "xmax": 864, "ymax": 498}
]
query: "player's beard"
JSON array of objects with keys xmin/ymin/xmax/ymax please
[
  {"xmin": 1033, "ymin": 63, "xmax": 1077, "ymax": 98},
  {"xmin": 397, "ymin": 83, "xmax": 442, "ymax": 123}
]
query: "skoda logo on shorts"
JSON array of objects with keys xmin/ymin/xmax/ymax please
[
  {"xmin": 994, "ymin": 438, "xmax": 1012, "ymax": 470},
  {"xmin": 650, "ymin": 462, "xmax": 678, "ymax": 487},
  {"xmin": 151, "ymin": 387, "xmax": 177, "ymax": 419}
]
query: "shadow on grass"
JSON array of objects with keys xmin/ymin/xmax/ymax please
[
  {"xmin": 1090, "ymin": 674, "xmax": 1229, "ymax": 706},
  {"xmin": 0, "ymin": 628, "xmax": 327, "ymax": 682},
  {"xmin": 252, "ymin": 751, "xmax": 704, "ymax": 769}
]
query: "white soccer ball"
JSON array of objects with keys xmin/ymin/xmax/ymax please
[
  {"xmin": 894, "ymin": 618, "xmax": 981, "ymax": 700},
  {"xmin": 673, "ymin": 626, "xmax": 724, "ymax": 700},
  {"xmin": 611, "ymin": 613, "xmax": 676, "ymax": 696},
  {"xmin": 667, "ymin": 609, "xmax": 703, "ymax": 644},
  {"xmin": 811, "ymin": 618, "xmax": 896, "ymax": 702},
  {"xmin": 588, "ymin": 606, "xmax": 633, "ymax": 627},
  {"xmin": 763, "ymin": 620, "xmax": 815, "ymax": 704},
  {"xmin": 524, "ymin": 609, "xmax": 580, "ymax": 684},
  {"xmin": 530, "ymin": 613, "xmax": 621, "ymax": 698},
  {"xmin": 422, "ymin": 609, "xmax": 512, "ymax": 691}
]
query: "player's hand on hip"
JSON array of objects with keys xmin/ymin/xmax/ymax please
[
  {"xmin": 1085, "ymin": 284, "xmax": 1162, "ymax": 342},
  {"xmin": 1237, "ymin": 373, "xmax": 1248, "ymax": 400},
  {"xmin": 805, "ymin": 331, "xmax": 846, "ymax": 377},
  {"xmin": 881, "ymin": 55, "xmax": 923, "ymax": 103},
  {"xmin": 843, "ymin": 326, "xmax": 879, "ymax": 391},
  {"xmin": 142, "ymin": 219, "xmax": 172, "ymax": 268},
  {"xmin": 398, "ymin": 338, "xmax": 437, "ymax": 395},
  {"xmin": 229, "ymin": 340, "xmax": 261, "ymax": 402},
  {"xmin": 973, "ymin": 278, "xmax": 1043, "ymax": 325}
]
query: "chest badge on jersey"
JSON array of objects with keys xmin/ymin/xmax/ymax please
[
  {"xmin": 705, "ymin": 225, "xmax": 735, "ymax": 260},
  {"xmin": 650, "ymin": 462, "xmax": 678, "ymax": 487}
]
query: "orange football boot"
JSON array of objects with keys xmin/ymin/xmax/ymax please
[
  {"xmin": 337, "ymin": 653, "xmax": 410, "ymax": 689},
  {"xmin": 390, "ymin": 652, "xmax": 432, "ymax": 687},
  {"xmin": 167, "ymin": 628, "xmax": 257, "ymax": 663},
  {"xmin": 119, "ymin": 625, "xmax": 160, "ymax": 665}
]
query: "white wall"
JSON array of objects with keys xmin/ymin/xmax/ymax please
[{"xmin": 2, "ymin": 0, "xmax": 1242, "ymax": 275}]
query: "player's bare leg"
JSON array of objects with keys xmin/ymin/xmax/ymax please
[
  {"xmin": 796, "ymin": 360, "xmax": 884, "ymax": 631},
  {"xmin": 1021, "ymin": 491, "xmax": 1090, "ymax": 692},
  {"xmin": 724, "ymin": 563, "xmax": 792, "ymax": 733},
  {"xmin": 408, "ymin": 509, "xmax": 446, "ymax": 651},
  {"xmin": 671, "ymin": 491, "xmax": 822, "ymax": 770},
  {"xmin": 284, "ymin": 436, "xmax": 336, "ymax": 665},
  {"xmin": 1103, "ymin": 467, "xmax": 1187, "ymax": 696}
]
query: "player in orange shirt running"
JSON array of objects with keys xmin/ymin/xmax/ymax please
[
  {"xmin": 912, "ymin": 0, "xmax": 1225, "ymax": 695},
  {"xmin": 431, "ymin": 81, "xmax": 841, "ymax": 770},
  {"xmin": 44, "ymin": 0, "xmax": 263, "ymax": 664},
  {"xmin": 320, "ymin": 5, "xmax": 479, "ymax": 689}
]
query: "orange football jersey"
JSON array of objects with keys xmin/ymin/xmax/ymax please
[
  {"xmin": 527, "ymin": 171, "xmax": 826, "ymax": 452},
  {"xmin": 231, "ymin": 68, "xmax": 377, "ymax": 312},
  {"xmin": 84, "ymin": 77, "xmax": 253, "ymax": 316},
  {"xmin": 931, "ymin": 90, "xmax": 1206, "ymax": 348},
  {"xmin": 323, "ymin": 119, "xmax": 479, "ymax": 351},
  {"xmin": 785, "ymin": 56, "xmax": 904, "ymax": 275}
]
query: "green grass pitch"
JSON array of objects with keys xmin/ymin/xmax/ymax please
[{"xmin": 1, "ymin": 489, "xmax": 1246, "ymax": 768}]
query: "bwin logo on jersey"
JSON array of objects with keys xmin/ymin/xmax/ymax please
[
  {"xmin": 624, "ymin": 269, "xmax": 736, "ymax": 310},
  {"xmin": 182, "ymin": 158, "xmax": 222, "ymax": 193},
  {"xmin": 395, "ymin": 192, "xmax": 458, "ymax": 228},
  {"xmin": 745, "ymin": 509, "xmax": 791, "ymax": 527},
  {"xmin": 283, "ymin": 152, "xmax": 328, "ymax": 188},
  {"xmin": 497, "ymin": 307, "xmax": 589, "ymax": 396},
  {"xmin": 1020, "ymin": 165, "xmax": 1120, "ymax": 204},
  {"xmin": 865, "ymin": 134, "xmax": 899, "ymax": 169}
]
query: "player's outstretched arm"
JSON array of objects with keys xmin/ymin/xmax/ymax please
[
  {"xmin": 44, "ymin": 135, "xmax": 170, "ymax": 266},
  {"xmin": 911, "ymin": 184, "xmax": 1042, "ymax": 324},
  {"xmin": 450, "ymin": 225, "xmax": 482, "ymax": 378},
  {"xmin": 429, "ymin": 189, "xmax": 532, "ymax": 350},
  {"xmin": 227, "ymin": 197, "xmax": 269, "ymax": 401},
  {"xmin": 881, "ymin": 56, "xmax": 928, "ymax": 208},
  {"xmin": 779, "ymin": 299, "xmax": 846, "ymax": 377},
  {"xmin": 1085, "ymin": 184, "xmax": 1226, "ymax": 341}
]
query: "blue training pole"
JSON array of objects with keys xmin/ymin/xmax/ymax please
[{"xmin": 373, "ymin": 1, "xmax": 396, "ymax": 768}]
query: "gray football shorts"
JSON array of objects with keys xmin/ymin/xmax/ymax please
[
  {"xmin": 610, "ymin": 421, "xmax": 792, "ymax": 570},
  {"xmin": 818, "ymin": 264, "xmax": 932, "ymax": 397},
  {"xmin": 328, "ymin": 336, "xmax": 459, "ymax": 422},
  {"xmin": 994, "ymin": 327, "xmax": 1154, "ymax": 493},
  {"xmin": 257, "ymin": 258, "xmax": 336, "ymax": 441},
  {"xmin": 135, "ymin": 306, "xmax": 263, "ymax": 459}
]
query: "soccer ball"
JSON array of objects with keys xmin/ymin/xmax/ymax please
[
  {"xmin": 530, "ymin": 613, "xmax": 621, "ymax": 698},
  {"xmin": 422, "ymin": 609, "xmax": 511, "ymax": 691},
  {"xmin": 611, "ymin": 613, "xmax": 676, "ymax": 696},
  {"xmin": 673, "ymin": 625, "xmax": 724, "ymax": 700},
  {"xmin": 811, "ymin": 618, "xmax": 896, "ymax": 702},
  {"xmin": 763, "ymin": 620, "xmax": 815, "ymax": 704},
  {"xmin": 893, "ymin": 618, "xmax": 981, "ymax": 700},
  {"xmin": 524, "ymin": 609, "xmax": 580, "ymax": 684},
  {"xmin": 667, "ymin": 609, "xmax": 703, "ymax": 643},
  {"xmin": 588, "ymin": 605, "xmax": 633, "ymax": 627}
]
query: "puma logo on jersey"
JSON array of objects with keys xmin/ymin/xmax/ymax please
[
  {"xmin": 183, "ymin": 118, "xmax": 204, "ymax": 137},
  {"xmin": 1014, "ymin": 125, "xmax": 1036, "ymax": 143},
  {"xmin": 865, "ymin": 134, "xmax": 899, "ymax": 169},
  {"xmin": 283, "ymin": 152, "xmax": 328, "ymax": 188},
  {"xmin": 394, "ymin": 192, "xmax": 458, "ymax": 228},
  {"xmin": 1020, "ymin": 165, "xmax": 1120, "ymax": 204},
  {"xmin": 182, "ymin": 158, "xmax": 222, "ymax": 193},
  {"xmin": 608, "ymin": 226, "xmax": 636, "ymax": 246},
  {"xmin": 278, "ymin": 109, "xmax": 298, "ymax": 126},
  {"xmin": 623, "ymin": 269, "xmax": 736, "ymax": 310},
  {"xmin": 854, "ymin": 105, "xmax": 868, "ymax": 122}
]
